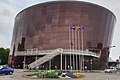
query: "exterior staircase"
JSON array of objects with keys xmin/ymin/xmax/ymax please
[{"xmin": 28, "ymin": 48, "xmax": 63, "ymax": 69}]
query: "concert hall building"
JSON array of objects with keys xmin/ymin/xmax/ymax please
[{"xmin": 9, "ymin": 1, "xmax": 116, "ymax": 70}]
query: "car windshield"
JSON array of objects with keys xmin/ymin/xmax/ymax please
[
  {"xmin": 0, "ymin": 66, "xmax": 12, "ymax": 70},
  {"xmin": 107, "ymin": 67, "xmax": 116, "ymax": 69},
  {"xmin": 0, "ymin": 66, "xmax": 3, "ymax": 70}
]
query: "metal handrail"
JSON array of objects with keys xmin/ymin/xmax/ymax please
[
  {"xmin": 28, "ymin": 48, "xmax": 63, "ymax": 69},
  {"xmin": 15, "ymin": 49, "xmax": 100, "ymax": 57}
]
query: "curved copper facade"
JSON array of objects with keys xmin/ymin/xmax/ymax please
[{"xmin": 9, "ymin": 1, "xmax": 116, "ymax": 69}]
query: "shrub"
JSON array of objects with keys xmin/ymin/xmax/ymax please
[
  {"xmin": 45, "ymin": 71, "xmax": 58, "ymax": 78},
  {"xmin": 37, "ymin": 71, "xmax": 58, "ymax": 78},
  {"xmin": 23, "ymin": 71, "xmax": 58, "ymax": 78}
]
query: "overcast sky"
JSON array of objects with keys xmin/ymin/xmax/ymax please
[{"xmin": 0, "ymin": 0, "xmax": 120, "ymax": 60}]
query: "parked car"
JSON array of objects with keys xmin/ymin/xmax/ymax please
[
  {"xmin": 0, "ymin": 66, "xmax": 14, "ymax": 75},
  {"xmin": 104, "ymin": 67, "xmax": 117, "ymax": 73},
  {"xmin": 0, "ymin": 66, "xmax": 3, "ymax": 69}
]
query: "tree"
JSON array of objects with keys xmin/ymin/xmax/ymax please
[{"xmin": 0, "ymin": 47, "xmax": 10, "ymax": 65}]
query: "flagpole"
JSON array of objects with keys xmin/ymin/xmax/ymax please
[
  {"xmin": 75, "ymin": 28, "xmax": 78, "ymax": 70},
  {"xmin": 78, "ymin": 26, "xmax": 83, "ymax": 71},
  {"xmin": 72, "ymin": 28, "xmax": 75, "ymax": 70},
  {"xmin": 70, "ymin": 25, "xmax": 86, "ymax": 71},
  {"xmin": 69, "ymin": 26, "xmax": 72, "ymax": 70},
  {"xmin": 81, "ymin": 27, "xmax": 84, "ymax": 71},
  {"xmin": 78, "ymin": 30, "xmax": 81, "ymax": 71}
]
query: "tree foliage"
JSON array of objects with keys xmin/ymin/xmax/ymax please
[{"xmin": 0, "ymin": 47, "xmax": 10, "ymax": 65}]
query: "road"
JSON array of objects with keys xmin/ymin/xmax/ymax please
[{"xmin": 0, "ymin": 69, "xmax": 120, "ymax": 80}]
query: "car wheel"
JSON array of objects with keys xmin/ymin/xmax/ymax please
[{"xmin": 9, "ymin": 72, "xmax": 13, "ymax": 75}]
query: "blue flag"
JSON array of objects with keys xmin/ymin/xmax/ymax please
[
  {"xmin": 81, "ymin": 25, "xmax": 86, "ymax": 30},
  {"xmin": 70, "ymin": 26, "xmax": 73, "ymax": 30}
]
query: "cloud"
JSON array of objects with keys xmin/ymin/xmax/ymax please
[
  {"xmin": 0, "ymin": 0, "xmax": 53, "ymax": 48},
  {"xmin": 0, "ymin": 2, "xmax": 17, "ymax": 48},
  {"xmin": 7, "ymin": 0, "xmax": 16, "ymax": 3},
  {"xmin": 0, "ymin": 34, "xmax": 10, "ymax": 48}
]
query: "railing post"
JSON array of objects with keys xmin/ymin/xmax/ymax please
[
  {"xmin": 65, "ymin": 55, "xmax": 67, "ymax": 70},
  {"xmin": 23, "ymin": 56, "xmax": 26, "ymax": 69},
  {"xmin": 60, "ymin": 49, "xmax": 63, "ymax": 70},
  {"xmin": 49, "ymin": 60, "xmax": 51, "ymax": 70}
]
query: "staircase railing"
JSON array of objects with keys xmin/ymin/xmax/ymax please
[{"xmin": 28, "ymin": 48, "xmax": 63, "ymax": 69}]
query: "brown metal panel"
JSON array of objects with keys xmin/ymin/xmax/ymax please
[{"xmin": 9, "ymin": 1, "xmax": 116, "ymax": 69}]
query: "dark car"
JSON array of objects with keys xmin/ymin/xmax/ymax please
[{"xmin": 0, "ymin": 66, "xmax": 14, "ymax": 75}]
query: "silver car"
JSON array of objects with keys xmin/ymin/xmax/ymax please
[{"xmin": 104, "ymin": 67, "xmax": 117, "ymax": 73}]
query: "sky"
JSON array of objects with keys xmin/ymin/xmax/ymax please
[{"xmin": 0, "ymin": 0, "xmax": 120, "ymax": 60}]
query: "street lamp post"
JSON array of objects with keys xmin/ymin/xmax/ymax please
[
  {"xmin": 23, "ymin": 56, "xmax": 26, "ymax": 69},
  {"xmin": 90, "ymin": 59, "xmax": 92, "ymax": 71},
  {"xmin": 116, "ymin": 59, "xmax": 119, "ymax": 69},
  {"xmin": 105, "ymin": 46, "xmax": 115, "ymax": 68}
]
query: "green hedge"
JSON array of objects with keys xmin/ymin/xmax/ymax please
[{"xmin": 37, "ymin": 71, "xmax": 58, "ymax": 78}]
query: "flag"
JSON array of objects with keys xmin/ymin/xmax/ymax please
[
  {"xmin": 69, "ymin": 25, "xmax": 86, "ymax": 31},
  {"xmin": 70, "ymin": 26, "xmax": 73, "ymax": 30},
  {"xmin": 81, "ymin": 25, "xmax": 86, "ymax": 30},
  {"xmin": 72, "ymin": 25, "xmax": 76, "ymax": 30},
  {"xmin": 78, "ymin": 25, "xmax": 82, "ymax": 30},
  {"xmin": 75, "ymin": 25, "xmax": 79, "ymax": 30}
]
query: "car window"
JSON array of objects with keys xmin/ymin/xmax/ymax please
[
  {"xmin": 1, "ymin": 67, "xmax": 7, "ymax": 70},
  {"xmin": 0, "ymin": 66, "xmax": 3, "ymax": 69}
]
